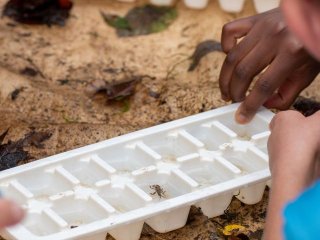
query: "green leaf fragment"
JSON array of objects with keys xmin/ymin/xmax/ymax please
[
  {"xmin": 101, "ymin": 12, "xmax": 131, "ymax": 30},
  {"xmin": 101, "ymin": 5, "xmax": 178, "ymax": 37},
  {"xmin": 112, "ymin": 17, "xmax": 130, "ymax": 30},
  {"xmin": 150, "ymin": 9, "xmax": 177, "ymax": 32},
  {"xmin": 121, "ymin": 99, "xmax": 130, "ymax": 112}
]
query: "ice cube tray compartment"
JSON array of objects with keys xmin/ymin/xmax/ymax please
[
  {"xmin": 50, "ymin": 194, "xmax": 112, "ymax": 227},
  {"xmin": 0, "ymin": 103, "xmax": 274, "ymax": 240},
  {"xmin": 115, "ymin": 0, "xmax": 280, "ymax": 13},
  {"xmin": 180, "ymin": 157, "xmax": 236, "ymax": 188},
  {"xmin": 142, "ymin": 130, "xmax": 201, "ymax": 159},
  {"xmin": 134, "ymin": 169, "xmax": 197, "ymax": 200},
  {"xmin": 23, "ymin": 212, "xmax": 63, "ymax": 236},
  {"xmin": 96, "ymin": 183, "xmax": 151, "ymax": 212},
  {"xmin": 96, "ymin": 143, "xmax": 158, "ymax": 172},
  {"xmin": 62, "ymin": 156, "xmax": 113, "ymax": 186}
]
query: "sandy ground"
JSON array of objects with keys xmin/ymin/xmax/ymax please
[{"xmin": 0, "ymin": 0, "xmax": 319, "ymax": 239}]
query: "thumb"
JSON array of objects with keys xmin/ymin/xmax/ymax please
[{"xmin": 0, "ymin": 200, "xmax": 24, "ymax": 228}]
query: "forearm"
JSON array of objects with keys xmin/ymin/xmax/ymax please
[{"xmin": 264, "ymin": 154, "xmax": 315, "ymax": 240}]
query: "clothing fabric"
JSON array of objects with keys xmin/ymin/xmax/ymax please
[{"xmin": 283, "ymin": 180, "xmax": 320, "ymax": 240}]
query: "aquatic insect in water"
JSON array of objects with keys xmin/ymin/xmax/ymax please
[{"xmin": 149, "ymin": 184, "xmax": 166, "ymax": 198}]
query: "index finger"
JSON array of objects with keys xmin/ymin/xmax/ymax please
[{"xmin": 235, "ymin": 55, "xmax": 305, "ymax": 124}]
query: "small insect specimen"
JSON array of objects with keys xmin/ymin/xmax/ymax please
[{"xmin": 149, "ymin": 184, "xmax": 166, "ymax": 198}]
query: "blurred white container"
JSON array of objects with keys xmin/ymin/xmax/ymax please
[
  {"xmin": 150, "ymin": 0, "xmax": 175, "ymax": 6},
  {"xmin": 218, "ymin": 0, "xmax": 246, "ymax": 12},
  {"xmin": 183, "ymin": 0, "xmax": 209, "ymax": 9},
  {"xmin": 253, "ymin": 0, "xmax": 280, "ymax": 13},
  {"xmin": 115, "ymin": 0, "xmax": 280, "ymax": 12}
]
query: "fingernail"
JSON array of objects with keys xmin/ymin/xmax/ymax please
[
  {"xmin": 221, "ymin": 94, "xmax": 230, "ymax": 102},
  {"xmin": 236, "ymin": 110, "xmax": 249, "ymax": 124},
  {"xmin": 10, "ymin": 202, "xmax": 24, "ymax": 222}
]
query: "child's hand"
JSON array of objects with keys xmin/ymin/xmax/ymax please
[
  {"xmin": 264, "ymin": 110, "xmax": 320, "ymax": 240},
  {"xmin": 0, "ymin": 199, "xmax": 24, "ymax": 229},
  {"xmin": 267, "ymin": 110, "xmax": 320, "ymax": 196},
  {"xmin": 219, "ymin": 8, "xmax": 319, "ymax": 124},
  {"xmin": 268, "ymin": 110, "xmax": 320, "ymax": 183}
]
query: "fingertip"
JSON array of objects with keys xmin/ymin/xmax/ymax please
[
  {"xmin": 10, "ymin": 201, "xmax": 24, "ymax": 224},
  {"xmin": 0, "ymin": 200, "xmax": 24, "ymax": 228},
  {"xmin": 221, "ymin": 93, "xmax": 231, "ymax": 102},
  {"xmin": 235, "ymin": 106, "xmax": 253, "ymax": 124},
  {"xmin": 221, "ymin": 23, "xmax": 236, "ymax": 53}
]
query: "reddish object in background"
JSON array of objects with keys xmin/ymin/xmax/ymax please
[
  {"xmin": 2, "ymin": 0, "xmax": 73, "ymax": 26},
  {"xmin": 58, "ymin": 0, "xmax": 72, "ymax": 8}
]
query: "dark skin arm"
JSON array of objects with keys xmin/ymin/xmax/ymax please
[{"xmin": 219, "ymin": 8, "xmax": 319, "ymax": 124}]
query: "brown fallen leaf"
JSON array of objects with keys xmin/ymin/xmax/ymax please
[
  {"xmin": 87, "ymin": 78, "xmax": 141, "ymax": 101},
  {"xmin": 2, "ymin": 0, "xmax": 73, "ymax": 26},
  {"xmin": 20, "ymin": 67, "xmax": 38, "ymax": 77},
  {"xmin": 0, "ymin": 129, "xmax": 9, "ymax": 145},
  {"xmin": 0, "ymin": 129, "xmax": 52, "ymax": 171},
  {"xmin": 188, "ymin": 40, "xmax": 223, "ymax": 71},
  {"xmin": 11, "ymin": 87, "xmax": 25, "ymax": 101},
  {"xmin": 22, "ymin": 130, "xmax": 53, "ymax": 149},
  {"xmin": 0, "ymin": 130, "xmax": 28, "ymax": 171},
  {"xmin": 106, "ymin": 79, "xmax": 139, "ymax": 100}
]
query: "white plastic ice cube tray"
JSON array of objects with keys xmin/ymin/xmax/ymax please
[
  {"xmin": 117, "ymin": 0, "xmax": 280, "ymax": 13},
  {"xmin": 1, "ymin": 103, "xmax": 274, "ymax": 240}
]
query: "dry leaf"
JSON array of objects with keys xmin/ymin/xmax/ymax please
[
  {"xmin": 0, "ymin": 130, "xmax": 52, "ymax": 171},
  {"xmin": 87, "ymin": 78, "xmax": 141, "ymax": 101},
  {"xmin": 222, "ymin": 224, "xmax": 246, "ymax": 236}
]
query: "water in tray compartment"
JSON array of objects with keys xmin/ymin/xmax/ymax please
[
  {"xmin": 63, "ymin": 157, "xmax": 111, "ymax": 186},
  {"xmin": 135, "ymin": 171, "xmax": 193, "ymax": 201},
  {"xmin": 51, "ymin": 195, "xmax": 110, "ymax": 228},
  {"xmin": 97, "ymin": 184, "xmax": 147, "ymax": 213},
  {"xmin": 97, "ymin": 144, "xmax": 156, "ymax": 172},
  {"xmin": 180, "ymin": 159, "xmax": 235, "ymax": 188},
  {"xmin": 143, "ymin": 131, "xmax": 200, "ymax": 162},
  {"xmin": 16, "ymin": 169, "xmax": 73, "ymax": 198},
  {"xmin": 187, "ymin": 124, "xmax": 233, "ymax": 151},
  {"xmin": 222, "ymin": 148, "xmax": 268, "ymax": 175},
  {"xmin": 22, "ymin": 212, "xmax": 61, "ymax": 236}
]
